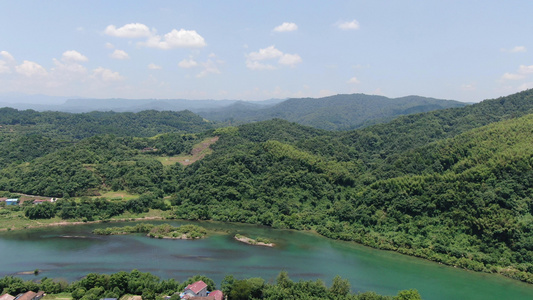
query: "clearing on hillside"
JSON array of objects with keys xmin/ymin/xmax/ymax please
[{"xmin": 157, "ymin": 136, "xmax": 219, "ymax": 166}]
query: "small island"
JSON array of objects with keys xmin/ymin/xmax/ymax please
[
  {"xmin": 234, "ymin": 234, "xmax": 275, "ymax": 247},
  {"xmin": 93, "ymin": 223, "xmax": 207, "ymax": 239}
]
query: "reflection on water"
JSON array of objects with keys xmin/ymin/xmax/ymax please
[{"xmin": 0, "ymin": 220, "xmax": 533, "ymax": 300}]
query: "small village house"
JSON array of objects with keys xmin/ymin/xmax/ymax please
[
  {"xmin": 180, "ymin": 281, "xmax": 223, "ymax": 300},
  {"xmin": 33, "ymin": 198, "xmax": 58, "ymax": 204},
  {"xmin": 0, "ymin": 294, "xmax": 15, "ymax": 300},
  {"xmin": 182, "ymin": 281, "xmax": 208, "ymax": 298},
  {"xmin": 5, "ymin": 199, "xmax": 18, "ymax": 206},
  {"xmin": 207, "ymin": 290, "xmax": 223, "ymax": 300},
  {"xmin": 13, "ymin": 291, "xmax": 44, "ymax": 300}
]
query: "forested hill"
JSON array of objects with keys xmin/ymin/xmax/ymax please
[
  {"xmin": 332, "ymin": 88, "xmax": 533, "ymax": 164},
  {"xmin": 0, "ymin": 108, "xmax": 214, "ymax": 168},
  {"xmin": 171, "ymin": 90, "xmax": 533, "ymax": 282},
  {"xmin": 1, "ymin": 89, "xmax": 533, "ymax": 283},
  {"xmin": 0, "ymin": 108, "xmax": 213, "ymax": 140},
  {"xmin": 198, "ymin": 93, "xmax": 468, "ymax": 130}
]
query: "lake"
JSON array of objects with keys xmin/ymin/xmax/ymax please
[{"xmin": 0, "ymin": 220, "xmax": 532, "ymax": 299}]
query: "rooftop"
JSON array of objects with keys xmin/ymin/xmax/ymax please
[
  {"xmin": 0, "ymin": 294, "xmax": 15, "ymax": 300},
  {"xmin": 208, "ymin": 290, "xmax": 223, "ymax": 300},
  {"xmin": 184, "ymin": 281, "xmax": 207, "ymax": 294}
]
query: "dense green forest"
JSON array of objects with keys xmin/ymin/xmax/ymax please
[
  {"xmin": 0, "ymin": 271, "xmax": 421, "ymax": 300},
  {"xmin": 0, "ymin": 108, "xmax": 212, "ymax": 169},
  {"xmin": 0, "ymin": 108, "xmax": 213, "ymax": 140},
  {"xmin": 1, "ymin": 89, "xmax": 533, "ymax": 283},
  {"xmin": 198, "ymin": 94, "xmax": 467, "ymax": 130}
]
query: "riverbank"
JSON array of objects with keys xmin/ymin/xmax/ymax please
[
  {"xmin": 0, "ymin": 209, "xmax": 168, "ymax": 232},
  {"xmin": 1, "ymin": 210, "xmax": 532, "ymax": 285},
  {"xmin": 1, "ymin": 221, "xmax": 532, "ymax": 300}
]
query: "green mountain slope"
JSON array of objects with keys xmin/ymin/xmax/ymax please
[
  {"xmin": 330, "ymin": 88, "xmax": 533, "ymax": 165},
  {"xmin": 1, "ymin": 90, "xmax": 533, "ymax": 283},
  {"xmin": 199, "ymin": 94, "xmax": 468, "ymax": 130},
  {"xmin": 0, "ymin": 108, "xmax": 214, "ymax": 167},
  {"xmin": 170, "ymin": 112, "xmax": 533, "ymax": 282},
  {"xmin": 0, "ymin": 108, "xmax": 213, "ymax": 140}
]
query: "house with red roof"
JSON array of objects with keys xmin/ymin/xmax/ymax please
[
  {"xmin": 182, "ymin": 281, "xmax": 208, "ymax": 298},
  {"xmin": 207, "ymin": 290, "xmax": 223, "ymax": 300},
  {"xmin": 13, "ymin": 291, "xmax": 44, "ymax": 300},
  {"xmin": 179, "ymin": 281, "xmax": 223, "ymax": 300},
  {"xmin": 0, "ymin": 294, "xmax": 15, "ymax": 300}
]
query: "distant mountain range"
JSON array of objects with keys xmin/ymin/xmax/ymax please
[
  {"xmin": 197, "ymin": 94, "xmax": 468, "ymax": 130},
  {"xmin": 0, "ymin": 95, "xmax": 283, "ymax": 113},
  {"xmin": 0, "ymin": 93, "xmax": 467, "ymax": 131}
]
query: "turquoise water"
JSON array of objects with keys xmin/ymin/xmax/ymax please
[{"xmin": 0, "ymin": 220, "xmax": 532, "ymax": 299}]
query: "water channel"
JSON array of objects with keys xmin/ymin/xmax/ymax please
[{"xmin": 0, "ymin": 220, "xmax": 532, "ymax": 299}]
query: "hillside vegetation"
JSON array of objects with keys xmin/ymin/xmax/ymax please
[
  {"xmin": 199, "ymin": 93, "xmax": 467, "ymax": 130},
  {"xmin": 1, "ymin": 89, "xmax": 533, "ymax": 283},
  {"xmin": 0, "ymin": 270, "xmax": 420, "ymax": 300},
  {"xmin": 0, "ymin": 108, "xmax": 213, "ymax": 140}
]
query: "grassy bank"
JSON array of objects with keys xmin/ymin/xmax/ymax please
[{"xmin": 0, "ymin": 208, "xmax": 170, "ymax": 231}]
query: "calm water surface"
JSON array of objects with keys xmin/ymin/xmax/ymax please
[{"xmin": 0, "ymin": 220, "xmax": 532, "ymax": 300}]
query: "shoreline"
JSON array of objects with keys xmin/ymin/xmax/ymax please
[
  {"xmin": 147, "ymin": 233, "xmax": 201, "ymax": 240},
  {"xmin": 234, "ymin": 235, "xmax": 275, "ymax": 247},
  {"xmin": 0, "ymin": 216, "xmax": 166, "ymax": 232},
  {"xmin": 1, "ymin": 216, "xmax": 531, "ymax": 285}
]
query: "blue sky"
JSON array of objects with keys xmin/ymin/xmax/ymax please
[{"xmin": 0, "ymin": 1, "xmax": 531, "ymax": 102}]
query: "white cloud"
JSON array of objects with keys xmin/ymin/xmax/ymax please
[
  {"xmin": 1, "ymin": 51, "xmax": 15, "ymax": 62},
  {"xmin": 177, "ymin": 54, "xmax": 222, "ymax": 77},
  {"xmin": 500, "ymin": 65, "xmax": 533, "ymax": 82},
  {"xmin": 53, "ymin": 51, "xmax": 88, "ymax": 78},
  {"xmin": 196, "ymin": 59, "xmax": 221, "ymax": 78},
  {"xmin": 48, "ymin": 57, "xmax": 88, "ymax": 89},
  {"xmin": 246, "ymin": 45, "xmax": 302, "ymax": 70},
  {"xmin": 62, "ymin": 50, "xmax": 88, "ymax": 62},
  {"xmin": 373, "ymin": 88, "xmax": 384, "ymax": 95},
  {"xmin": 105, "ymin": 23, "xmax": 152, "ymax": 38},
  {"xmin": 148, "ymin": 63, "xmax": 162, "ymax": 70},
  {"xmin": 105, "ymin": 42, "xmax": 115, "ymax": 49},
  {"xmin": 337, "ymin": 19, "xmax": 360, "ymax": 30},
  {"xmin": 15, "ymin": 60, "xmax": 48, "ymax": 77},
  {"xmin": 104, "ymin": 23, "xmax": 206, "ymax": 50},
  {"xmin": 273, "ymin": 22, "xmax": 298, "ymax": 32},
  {"xmin": 347, "ymin": 77, "xmax": 360, "ymax": 84},
  {"xmin": 248, "ymin": 45, "xmax": 283, "ymax": 61},
  {"xmin": 518, "ymin": 82, "xmax": 533, "ymax": 90},
  {"xmin": 318, "ymin": 89, "xmax": 334, "ymax": 97},
  {"xmin": 52, "ymin": 58, "xmax": 87, "ymax": 75},
  {"xmin": 0, "ymin": 51, "xmax": 15, "ymax": 73},
  {"xmin": 110, "ymin": 49, "xmax": 130, "ymax": 60},
  {"xmin": 143, "ymin": 29, "xmax": 206, "ymax": 49},
  {"xmin": 502, "ymin": 46, "xmax": 527, "ymax": 53},
  {"xmin": 0, "ymin": 61, "xmax": 9, "ymax": 74},
  {"xmin": 245, "ymin": 60, "xmax": 276, "ymax": 70},
  {"xmin": 501, "ymin": 72, "xmax": 525, "ymax": 80},
  {"xmin": 518, "ymin": 65, "xmax": 533, "ymax": 74},
  {"xmin": 178, "ymin": 57, "xmax": 198, "ymax": 68},
  {"xmin": 0, "ymin": 51, "xmax": 130, "ymax": 96},
  {"xmin": 278, "ymin": 53, "xmax": 302, "ymax": 66},
  {"xmin": 92, "ymin": 67, "xmax": 124, "ymax": 82},
  {"xmin": 461, "ymin": 83, "xmax": 476, "ymax": 91}
]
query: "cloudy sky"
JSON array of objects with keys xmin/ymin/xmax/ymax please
[{"xmin": 0, "ymin": 1, "xmax": 532, "ymax": 102}]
